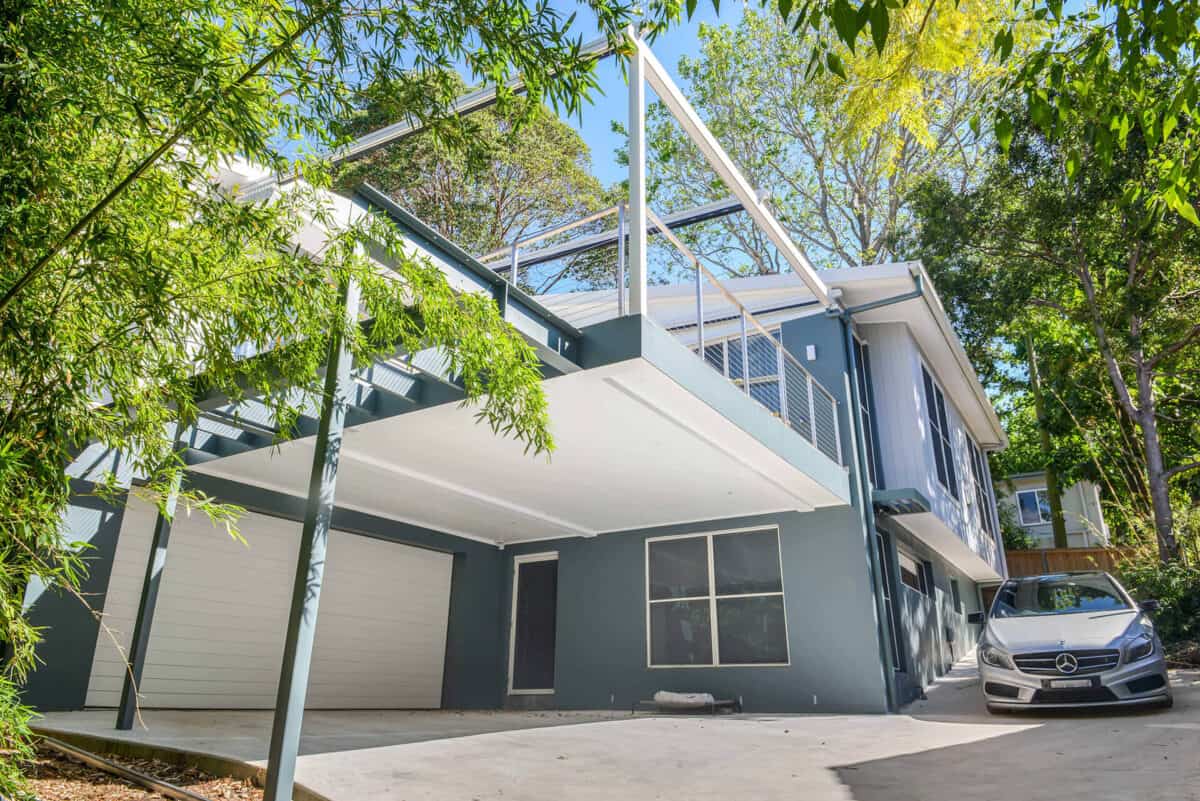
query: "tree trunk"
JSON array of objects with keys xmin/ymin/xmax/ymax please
[
  {"xmin": 1026, "ymin": 336, "xmax": 1068, "ymax": 547},
  {"xmin": 1136, "ymin": 369, "xmax": 1179, "ymax": 563}
]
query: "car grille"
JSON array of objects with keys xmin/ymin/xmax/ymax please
[
  {"xmin": 1031, "ymin": 686, "xmax": 1117, "ymax": 704},
  {"xmin": 1013, "ymin": 649, "xmax": 1121, "ymax": 676}
]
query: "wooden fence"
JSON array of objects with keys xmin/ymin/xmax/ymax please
[{"xmin": 1005, "ymin": 547, "xmax": 1131, "ymax": 577}]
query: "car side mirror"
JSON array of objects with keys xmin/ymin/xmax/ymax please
[
  {"xmin": 1139, "ymin": 599, "xmax": 1161, "ymax": 613},
  {"xmin": 967, "ymin": 611, "xmax": 986, "ymax": 625}
]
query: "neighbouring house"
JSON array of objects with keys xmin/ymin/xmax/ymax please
[
  {"xmin": 997, "ymin": 472, "xmax": 1111, "ymax": 549},
  {"xmin": 21, "ymin": 38, "xmax": 1008, "ymax": 722}
]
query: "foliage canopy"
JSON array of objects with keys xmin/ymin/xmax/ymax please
[{"xmin": 0, "ymin": 0, "xmax": 686, "ymax": 795}]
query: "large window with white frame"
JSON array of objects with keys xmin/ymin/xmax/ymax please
[
  {"xmin": 646, "ymin": 528, "xmax": 789, "ymax": 667},
  {"xmin": 1016, "ymin": 488, "xmax": 1053, "ymax": 526},
  {"xmin": 921, "ymin": 365, "xmax": 959, "ymax": 500}
]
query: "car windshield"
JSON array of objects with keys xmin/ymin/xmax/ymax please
[{"xmin": 991, "ymin": 573, "xmax": 1130, "ymax": 618}]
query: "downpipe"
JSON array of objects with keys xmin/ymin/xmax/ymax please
[{"xmin": 827, "ymin": 268, "xmax": 925, "ymax": 712}]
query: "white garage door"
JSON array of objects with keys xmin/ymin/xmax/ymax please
[{"xmin": 86, "ymin": 498, "xmax": 452, "ymax": 709}]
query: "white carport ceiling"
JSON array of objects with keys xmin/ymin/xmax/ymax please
[{"xmin": 192, "ymin": 358, "xmax": 845, "ymax": 546}]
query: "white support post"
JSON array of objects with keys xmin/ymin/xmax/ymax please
[
  {"xmin": 626, "ymin": 26, "xmax": 649, "ymax": 316},
  {"xmin": 616, "ymin": 201, "xmax": 627, "ymax": 316},
  {"xmin": 632, "ymin": 37, "xmax": 831, "ymax": 306}
]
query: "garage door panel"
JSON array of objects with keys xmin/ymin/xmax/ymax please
[
  {"xmin": 302, "ymin": 525, "xmax": 451, "ymax": 709},
  {"xmin": 87, "ymin": 498, "xmax": 452, "ymax": 710}
]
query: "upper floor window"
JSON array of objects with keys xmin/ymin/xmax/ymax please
[
  {"xmin": 646, "ymin": 529, "xmax": 789, "ymax": 667},
  {"xmin": 921, "ymin": 366, "xmax": 959, "ymax": 500},
  {"xmin": 853, "ymin": 337, "xmax": 882, "ymax": 488},
  {"xmin": 1016, "ymin": 488, "xmax": 1053, "ymax": 526},
  {"xmin": 966, "ymin": 439, "xmax": 999, "ymax": 539}
]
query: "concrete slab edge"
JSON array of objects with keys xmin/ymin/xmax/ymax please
[{"xmin": 31, "ymin": 725, "xmax": 333, "ymax": 801}]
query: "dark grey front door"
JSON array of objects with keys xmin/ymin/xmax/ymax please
[{"xmin": 511, "ymin": 558, "xmax": 558, "ymax": 692}]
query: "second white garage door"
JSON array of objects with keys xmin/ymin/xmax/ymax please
[{"xmin": 86, "ymin": 499, "xmax": 453, "ymax": 709}]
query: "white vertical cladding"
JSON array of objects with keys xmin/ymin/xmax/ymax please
[
  {"xmin": 859, "ymin": 322, "xmax": 999, "ymax": 570},
  {"xmin": 858, "ymin": 323, "xmax": 930, "ymax": 494}
]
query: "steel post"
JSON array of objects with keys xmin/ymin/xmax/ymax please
[{"xmin": 263, "ymin": 279, "xmax": 359, "ymax": 801}]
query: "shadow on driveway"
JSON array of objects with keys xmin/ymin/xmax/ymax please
[{"xmin": 836, "ymin": 660, "xmax": 1200, "ymax": 801}]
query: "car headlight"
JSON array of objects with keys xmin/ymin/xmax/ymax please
[
  {"xmin": 980, "ymin": 644, "xmax": 1014, "ymax": 670},
  {"xmin": 1125, "ymin": 633, "xmax": 1155, "ymax": 663}
]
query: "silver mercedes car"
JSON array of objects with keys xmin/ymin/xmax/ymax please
[{"xmin": 969, "ymin": 571, "xmax": 1172, "ymax": 712}]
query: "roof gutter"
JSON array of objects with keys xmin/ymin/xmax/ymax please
[{"xmin": 842, "ymin": 269, "xmax": 926, "ymax": 316}]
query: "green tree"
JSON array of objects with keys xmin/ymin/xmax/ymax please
[
  {"xmin": 910, "ymin": 90, "xmax": 1200, "ymax": 564},
  {"xmin": 0, "ymin": 0, "xmax": 687, "ymax": 794},
  {"xmin": 335, "ymin": 76, "xmax": 617, "ymax": 293},
  {"xmin": 641, "ymin": 7, "xmax": 1005, "ymax": 277},
  {"xmin": 755, "ymin": 0, "xmax": 1200, "ymax": 229}
]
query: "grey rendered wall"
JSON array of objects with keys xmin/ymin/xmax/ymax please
[
  {"xmin": 778, "ymin": 312, "xmax": 855, "ymax": 467},
  {"xmin": 21, "ymin": 481, "xmax": 128, "ymax": 710},
  {"xmin": 880, "ymin": 518, "xmax": 982, "ymax": 702},
  {"xmin": 504, "ymin": 508, "xmax": 890, "ymax": 714}
]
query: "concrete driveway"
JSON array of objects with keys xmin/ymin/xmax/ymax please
[
  {"xmin": 38, "ymin": 657, "xmax": 1200, "ymax": 801},
  {"xmin": 844, "ymin": 659, "xmax": 1200, "ymax": 801}
]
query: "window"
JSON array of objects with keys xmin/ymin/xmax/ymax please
[
  {"xmin": 992, "ymin": 573, "xmax": 1130, "ymax": 618},
  {"xmin": 966, "ymin": 439, "xmax": 998, "ymax": 539},
  {"xmin": 898, "ymin": 550, "xmax": 927, "ymax": 595},
  {"xmin": 876, "ymin": 531, "xmax": 904, "ymax": 670},
  {"xmin": 1016, "ymin": 488, "xmax": 1053, "ymax": 526},
  {"xmin": 853, "ymin": 337, "xmax": 882, "ymax": 488},
  {"xmin": 921, "ymin": 366, "xmax": 959, "ymax": 499},
  {"xmin": 696, "ymin": 330, "xmax": 784, "ymax": 415},
  {"xmin": 646, "ymin": 529, "xmax": 788, "ymax": 666},
  {"xmin": 950, "ymin": 578, "xmax": 963, "ymax": 613}
]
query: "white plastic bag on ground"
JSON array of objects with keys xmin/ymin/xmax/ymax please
[{"xmin": 653, "ymin": 690, "xmax": 716, "ymax": 708}]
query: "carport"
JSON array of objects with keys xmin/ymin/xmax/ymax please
[{"xmin": 83, "ymin": 27, "xmax": 849, "ymax": 801}]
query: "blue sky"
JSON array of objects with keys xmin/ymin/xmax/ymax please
[{"xmin": 554, "ymin": 3, "xmax": 745, "ymax": 187}]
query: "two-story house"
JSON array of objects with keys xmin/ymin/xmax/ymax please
[
  {"xmin": 26, "ymin": 259, "xmax": 1005, "ymax": 716},
  {"xmin": 997, "ymin": 472, "xmax": 1111, "ymax": 548},
  {"xmin": 21, "ymin": 35, "xmax": 1007, "ymax": 722},
  {"xmin": 540, "ymin": 266, "xmax": 1008, "ymax": 704}
]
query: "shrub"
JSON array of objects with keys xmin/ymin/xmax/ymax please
[
  {"xmin": 998, "ymin": 502, "xmax": 1038, "ymax": 551},
  {"xmin": 1117, "ymin": 558, "xmax": 1200, "ymax": 646}
]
